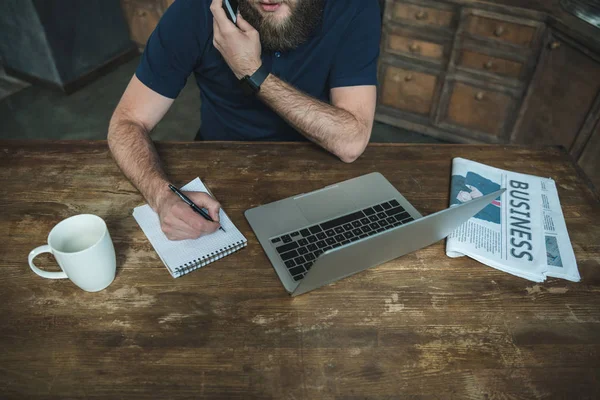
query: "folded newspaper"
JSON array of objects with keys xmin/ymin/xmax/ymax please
[{"xmin": 446, "ymin": 158, "xmax": 580, "ymax": 282}]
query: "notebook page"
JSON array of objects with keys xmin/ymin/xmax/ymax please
[{"xmin": 132, "ymin": 178, "xmax": 247, "ymax": 277}]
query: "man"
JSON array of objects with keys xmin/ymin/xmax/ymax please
[{"xmin": 108, "ymin": 0, "xmax": 381, "ymax": 240}]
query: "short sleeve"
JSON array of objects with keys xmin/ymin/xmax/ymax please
[
  {"xmin": 135, "ymin": 0, "xmax": 209, "ymax": 99},
  {"xmin": 329, "ymin": 0, "xmax": 382, "ymax": 89}
]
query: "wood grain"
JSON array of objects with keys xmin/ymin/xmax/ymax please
[
  {"xmin": 458, "ymin": 49, "xmax": 524, "ymax": 79},
  {"xmin": 387, "ymin": 34, "xmax": 445, "ymax": 61},
  {"xmin": 513, "ymin": 32, "xmax": 600, "ymax": 151},
  {"xmin": 376, "ymin": 0, "xmax": 599, "ymax": 191},
  {"xmin": 391, "ymin": 1, "xmax": 456, "ymax": 29},
  {"xmin": 385, "ymin": 24, "xmax": 449, "ymax": 63},
  {"xmin": 464, "ymin": 14, "xmax": 537, "ymax": 48},
  {"xmin": 445, "ymin": 81, "xmax": 514, "ymax": 137},
  {"xmin": 0, "ymin": 141, "xmax": 599, "ymax": 399},
  {"xmin": 381, "ymin": 64, "xmax": 439, "ymax": 115}
]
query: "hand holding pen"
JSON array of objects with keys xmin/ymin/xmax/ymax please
[
  {"xmin": 154, "ymin": 183, "xmax": 224, "ymax": 241},
  {"xmin": 169, "ymin": 184, "xmax": 226, "ymax": 233}
]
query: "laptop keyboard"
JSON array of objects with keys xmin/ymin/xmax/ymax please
[{"xmin": 270, "ymin": 199, "xmax": 415, "ymax": 282}]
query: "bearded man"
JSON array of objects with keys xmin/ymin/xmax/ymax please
[{"xmin": 108, "ymin": 0, "xmax": 382, "ymax": 240}]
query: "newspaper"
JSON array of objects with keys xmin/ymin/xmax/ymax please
[{"xmin": 446, "ymin": 158, "xmax": 580, "ymax": 282}]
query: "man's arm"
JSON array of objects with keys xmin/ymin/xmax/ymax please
[
  {"xmin": 210, "ymin": 0, "xmax": 376, "ymax": 163},
  {"xmin": 108, "ymin": 75, "xmax": 173, "ymax": 210},
  {"xmin": 258, "ymin": 77, "xmax": 376, "ymax": 163},
  {"xmin": 108, "ymin": 76, "xmax": 222, "ymax": 240}
]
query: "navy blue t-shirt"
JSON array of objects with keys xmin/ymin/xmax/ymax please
[{"xmin": 136, "ymin": 0, "xmax": 381, "ymax": 141}]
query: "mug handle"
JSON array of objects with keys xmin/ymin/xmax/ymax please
[{"xmin": 28, "ymin": 245, "xmax": 68, "ymax": 279}]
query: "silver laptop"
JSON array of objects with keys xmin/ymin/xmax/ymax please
[{"xmin": 245, "ymin": 172, "xmax": 504, "ymax": 296}]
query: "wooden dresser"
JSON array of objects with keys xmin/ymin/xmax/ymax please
[{"xmin": 377, "ymin": 0, "xmax": 600, "ymax": 192}]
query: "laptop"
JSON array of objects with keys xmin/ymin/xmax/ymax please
[{"xmin": 245, "ymin": 172, "xmax": 504, "ymax": 296}]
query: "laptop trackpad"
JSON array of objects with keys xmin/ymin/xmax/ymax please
[{"xmin": 295, "ymin": 186, "xmax": 357, "ymax": 224}]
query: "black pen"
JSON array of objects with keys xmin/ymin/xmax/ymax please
[{"xmin": 168, "ymin": 184, "xmax": 226, "ymax": 232}]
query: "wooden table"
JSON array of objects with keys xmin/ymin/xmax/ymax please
[{"xmin": 1, "ymin": 141, "xmax": 599, "ymax": 399}]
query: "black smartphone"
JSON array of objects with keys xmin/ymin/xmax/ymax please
[{"xmin": 223, "ymin": 0, "xmax": 239, "ymax": 24}]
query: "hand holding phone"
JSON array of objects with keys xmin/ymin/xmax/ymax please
[{"xmin": 223, "ymin": 0, "xmax": 239, "ymax": 24}]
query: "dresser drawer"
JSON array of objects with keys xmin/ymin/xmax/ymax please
[
  {"xmin": 384, "ymin": 26, "xmax": 448, "ymax": 63},
  {"xmin": 458, "ymin": 49, "xmax": 524, "ymax": 79},
  {"xmin": 464, "ymin": 14, "xmax": 538, "ymax": 48},
  {"xmin": 391, "ymin": 1, "xmax": 455, "ymax": 29},
  {"xmin": 442, "ymin": 82, "xmax": 514, "ymax": 138},
  {"xmin": 381, "ymin": 64, "xmax": 439, "ymax": 115},
  {"xmin": 388, "ymin": 35, "xmax": 444, "ymax": 60}
]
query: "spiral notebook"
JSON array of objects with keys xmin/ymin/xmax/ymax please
[{"xmin": 132, "ymin": 178, "xmax": 247, "ymax": 278}]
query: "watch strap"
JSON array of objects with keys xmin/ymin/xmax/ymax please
[
  {"xmin": 249, "ymin": 64, "xmax": 269, "ymax": 89},
  {"xmin": 241, "ymin": 64, "xmax": 269, "ymax": 95}
]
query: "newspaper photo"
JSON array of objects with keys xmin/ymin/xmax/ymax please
[{"xmin": 446, "ymin": 158, "xmax": 580, "ymax": 282}]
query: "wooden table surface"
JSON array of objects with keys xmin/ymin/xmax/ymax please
[{"xmin": 1, "ymin": 141, "xmax": 599, "ymax": 400}]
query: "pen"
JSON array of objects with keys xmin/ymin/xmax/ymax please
[{"xmin": 168, "ymin": 184, "xmax": 226, "ymax": 232}]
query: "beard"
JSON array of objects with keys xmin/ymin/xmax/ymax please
[{"xmin": 238, "ymin": 0, "xmax": 325, "ymax": 52}]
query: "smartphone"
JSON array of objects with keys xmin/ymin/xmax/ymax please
[{"xmin": 223, "ymin": 0, "xmax": 239, "ymax": 24}]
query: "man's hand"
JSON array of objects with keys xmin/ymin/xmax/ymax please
[
  {"xmin": 154, "ymin": 190, "xmax": 222, "ymax": 241},
  {"xmin": 210, "ymin": 0, "xmax": 262, "ymax": 79}
]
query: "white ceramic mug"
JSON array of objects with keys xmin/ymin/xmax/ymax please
[{"xmin": 28, "ymin": 214, "xmax": 116, "ymax": 292}]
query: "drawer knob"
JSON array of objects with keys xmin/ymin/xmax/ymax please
[
  {"xmin": 475, "ymin": 91, "xmax": 485, "ymax": 101},
  {"xmin": 415, "ymin": 10, "xmax": 428, "ymax": 20},
  {"xmin": 392, "ymin": 74, "xmax": 402, "ymax": 83},
  {"xmin": 405, "ymin": 74, "xmax": 414, "ymax": 82},
  {"xmin": 484, "ymin": 60, "xmax": 494, "ymax": 70},
  {"xmin": 550, "ymin": 41, "xmax": 561, "ymax": 50},
  {"xmin": 136, "ymin": 10, "xmax": 147, "ymax": 17},
  {"xmin": 409, "ymin": 43, "xmax": 421, "ymax": 53},
  {"xmin": 494, "ymin": 26, "xmax": 505, "ymax": 37}
]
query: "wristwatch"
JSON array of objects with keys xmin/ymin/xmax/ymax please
[{"xmin": 240, "ymin": 64, "xmax": 269, "ymax": 95}]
